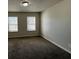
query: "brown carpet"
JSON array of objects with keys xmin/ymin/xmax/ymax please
[{"xmin": 8, "ymin": 36, "xmax": 71, "ymax": 59}]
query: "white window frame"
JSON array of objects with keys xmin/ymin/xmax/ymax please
[
  {"xmin": 8, "ymin": 16, "xmax": 18, "ymax": 32},
  {"xmin": 27, "ymin": 16, "xmax": 36, "ymax": 31}
]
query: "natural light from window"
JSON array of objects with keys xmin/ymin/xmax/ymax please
[
  {"xmin": 27, "ymin": 16, "xmax": 36, "ymax": 31},
  {"xmin": 8, "ymin": 17, "xmax": 18, "ymax": 32}
]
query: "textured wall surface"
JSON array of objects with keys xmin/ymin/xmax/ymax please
[{"xmin": 8, "ymin": 12, "xmax": 40, "ymax": 38}]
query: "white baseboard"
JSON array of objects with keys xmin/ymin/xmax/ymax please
[{"xmin": 41, "ymin": 35, "xmax": 71, "ymax": 54}]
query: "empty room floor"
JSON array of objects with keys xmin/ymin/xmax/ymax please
[{"xmin": 8, "ymin": 36, "xmax": 71, "ymax": 59}]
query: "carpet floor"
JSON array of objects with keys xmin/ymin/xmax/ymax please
[{"xmin": 8, "ymin": 36, "xmax": 71, "ymax": 59}]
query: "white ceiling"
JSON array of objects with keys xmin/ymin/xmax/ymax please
[{"xmin": 8, "ymin": 0, "xmax": 62, "ymax": 12}]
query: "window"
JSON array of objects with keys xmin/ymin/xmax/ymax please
[
  {"xmin": 27, "ymin": 16, "xmax": 36, "ymax": 31},
  {"xmin": 8, "ymin": 17, "xmax": 18, "ymax": 32}
]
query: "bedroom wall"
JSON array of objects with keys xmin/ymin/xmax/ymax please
[
  {"xmin": 8, "ymin": 12, "xmax": 40, "ymax": 38},
  {"xmin": 41, "ymin": 0, "xmax": 71, "ymax": 53}
]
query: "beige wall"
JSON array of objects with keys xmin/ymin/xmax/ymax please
[
  {"xmin": 41, "ymin": 0, "xmax": 71, "ymax": 53},
  {"xmin": 8, "ymin": 12, "xmax": 40, "ymax": 38}
]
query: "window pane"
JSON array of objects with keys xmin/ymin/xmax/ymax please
[
  {"xmin": 8, "ymin": 17, "xmax": 18, "ymax": 24},
  {"xmin": 27, "ymin": 17, "xmax": 35, "ymax": 25},
  {"xmin": 27, "ymin": 16, "xmax": 36, "ymax": 31},
  {"xmin": 8, "ymin": 17, "xmax": 18, "ymax": 32},
  {"xmin": 8, "ymin": 25, "xmax": 18, "ymax": 32},
  {"xmin": 27, "ymin": 25, "xmax": 36, "ymax": 31}
]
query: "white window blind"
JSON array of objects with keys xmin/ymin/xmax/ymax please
[
  {"xmin": 8, "ymin": 17, "xmax": 18, "ymax": 32},
  {"xmin": 27, "ymin": 16, "xmax": 36, "ymax": 31}
]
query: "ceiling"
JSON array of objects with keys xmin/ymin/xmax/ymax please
[{"xmin": 8, "ymin": 0, "xmax": 62, "ymax": 12}]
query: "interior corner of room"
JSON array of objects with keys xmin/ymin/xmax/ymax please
[{"xmin": 8, "ymin": 0, "xmax": 71, "ymax": 57}]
